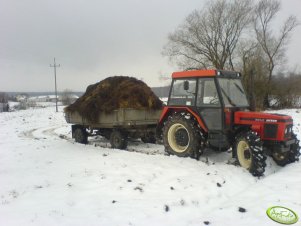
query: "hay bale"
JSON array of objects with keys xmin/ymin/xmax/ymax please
[{"xmin": 65, "ymin": 76, "xmax": 163, "ymax": 122}]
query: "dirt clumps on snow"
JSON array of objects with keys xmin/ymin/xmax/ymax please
[
  {"xmin": 164, "ymin": 205, "xmax": 170, "ymax": 212},
  {"xmin": 238, "ymin": 207, "xmax": 247, "ymax": 213},
  {"xmin": 64, "ymin": 76, "xmax": 163, "ymax": 122}
]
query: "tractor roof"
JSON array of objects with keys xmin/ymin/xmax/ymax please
[{"xmin": 172, "ymin": 69, "xmax": 241, "ymax": 79}]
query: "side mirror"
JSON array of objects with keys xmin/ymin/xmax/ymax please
[{"xmin": 183, "ymin": 81, "xmax": 189, "ymax": 91}]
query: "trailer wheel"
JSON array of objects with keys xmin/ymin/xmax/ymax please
[
  {"xmin": 102, "ymin": 130, "xmax": 111, "ymax": 140},
  {"xmin": 74, "ymin": 127, "xmax": 88, "ymax": 144},
  {"xmin": 234, "ymin": 131, "xmax": 266, "ymax": 176},
  {"xmin": 163, "ymin": 114, "xmax": 201, "ymax": 158},
  {"xmin": 110, "ymin": 130, "xmax": 128, "ymax": 150},
  {"xmin": 141, "ymin": 132, "xmax": 156, "ymax": 144},
  {"xmin": 272, "ymin": 133, "xmax": 300, "ymax": 166}
]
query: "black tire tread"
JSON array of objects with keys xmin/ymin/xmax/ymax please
[
  {"xmin": 141, "ymin": 132, "xmax": 156, "ymax": 144},
  {"xmin": 162, "ymin": 114, "xmax": 201, "ymax": 158},
  {"xmin": 272, "ymin": 133, "xmax": 300, "ymax": 166},
  {"xmin": 289, "ymin": 133, "xmax": 300, "ymax": 163},
  {"xmin": 234, "ymin": 131, "xmax": 266, "ymax": 176},
  {"xmin": 74, "ymin": 127, "xmax": 88, "ymax": 144},
  {"xmin": 110, "ymin": 130, "xmax": 128, "ymax": 149}
]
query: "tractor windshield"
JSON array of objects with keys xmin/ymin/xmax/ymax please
[{"xmin": 218, "ymin": 78, "xmax": 249, "ymax": 107}]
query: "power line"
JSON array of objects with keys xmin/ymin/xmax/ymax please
[{"xmin": 50, "ymin": 58, "xmax": 60, "ymax": 112}]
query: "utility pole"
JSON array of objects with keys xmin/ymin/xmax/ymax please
[
  {"xmin": 250, "ymin": 67, "xmax": 256, "ymax": 111},
  {"xmin": 50, "ymin": 58, "xmax": 60, "ymax": 112}
]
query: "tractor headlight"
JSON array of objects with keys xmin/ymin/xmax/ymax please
[{"xmin": 285, "ymin": 125, "xmax": 293, "ymax": 138}]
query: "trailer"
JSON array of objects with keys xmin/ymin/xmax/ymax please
[{"xmin": 65, "ymin": 108, "xmax": 162, "ymax": 149}]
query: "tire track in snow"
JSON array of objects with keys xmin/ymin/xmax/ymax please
[
  {"xmin": 21, "ymin": 125, "xmax": 226, "ymax": 161},
  {"xmin": 20, "ymin": 126, "xmax": 71, "ymax": 141},
  {"xmin": 19, "ymin": 123, "xmax": 211, "ymax": 159},
  {"xmin": 19, "ymin": 125, "xmax": 257, "ymax": 174},
  {"xmin": 87, "ymin": 136, "xmax": 166, "ymax": 156},
  {"xmin": 20, "ymin": 128, "xmax": 37, "ymax": 139}
]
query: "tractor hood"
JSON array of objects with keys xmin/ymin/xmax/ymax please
[
  {"xmin": 234, "ymin": 111, "xmax": 293, "ymax": 141},
  {"xmin": 235, "ymin": 111, "xmax": 293, "ymax": 124}
]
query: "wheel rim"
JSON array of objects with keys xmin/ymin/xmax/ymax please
[
  {"xmin": 237, "ymin": 140, "xmax": 252, "ymax": 169},
  {"xmin": 167, "ymin": 123, "xmax": 190, "ymax": 153},
  {"xmin": 273, "ymin": 152, "xmax": 288, "ymax": 161}
]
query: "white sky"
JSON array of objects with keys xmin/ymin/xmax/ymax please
[{"xmin": 0, "ymin": 0, "xmax": 300, "ymax": 92}]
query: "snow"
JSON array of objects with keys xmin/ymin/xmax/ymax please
[
  {"xmin": 7, "ymin": 102, "xmax": 19, "ymax": 109},
  {"xmin": 160, "ymin": 97, "xmax": 168, "ymax": 105},
  {"xmin": 0, "ymin": 107, "xmax": 300, "ymax": 226}
]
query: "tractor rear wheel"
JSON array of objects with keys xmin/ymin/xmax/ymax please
[
  {"xmin": 234, "ymin": 131, "xmax": 266, "ymax": 176},
  {"xmin": 272, "ymin": 133, "xmax": 300, "ymax": 166},
  {"xmin": 163, "ymin": 114, "xmax": 201, "ymax": 158}
]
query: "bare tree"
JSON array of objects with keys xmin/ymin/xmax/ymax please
[
  {"xmin": 163, "ymin": 0, "xmax": 253, "ymax": 70},
  {"xmin": 254, "ymin": 0, "xmax": 299, "ymax": 108},
  {"xmin": 0, "ymin": 92, "xmax": 9, "ymax": 112},
  {"xmin": 270, "ymin": 72, "xmax": 301, "ymax": 108},
  {"xmin": 61, "ymin": 89, "xmax": 74, "ymax": 106},
  {"xmin": 238, "ymin": 42, "xmax": 270, "ymax": 109},
  {"xmin": 0, "ymin": 92, "xmax": 8, "ymax": 103}
]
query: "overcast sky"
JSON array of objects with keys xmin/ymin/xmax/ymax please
[{"xmin": 1, "ymin": 0, "xmax": 301, "ymax": 92}]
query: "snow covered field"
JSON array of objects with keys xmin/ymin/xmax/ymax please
[{"xmin": 0, "ymin": 107, "xmax": 300, "ymax": 226}]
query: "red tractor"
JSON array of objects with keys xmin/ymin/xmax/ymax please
[{"xmin": 158, "ymin": 69, "xmax": 300, "ymax": 176}]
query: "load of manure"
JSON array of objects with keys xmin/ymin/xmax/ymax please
[{"xmin": 64, "ymin": 76, "xmax": 163, "ymax": 122}]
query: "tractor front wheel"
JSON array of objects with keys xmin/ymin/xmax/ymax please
[
  {"xmin": 234, "ymin": 131, "xmax": 266, "ymax": 176},
  {"xmin": 163, "ymin": 114, "xmax": 201, "ymax": 158},
  {"xmin": 272, "ymin": 152, "xmax": 289, "ymax": 166},
  {"xmin": 272, "ymin": 133, "xmax": 300, "ymax": 166},
  {"xmin": 289, "ymin": 133, "xmax": 300, "ymax": 163}
]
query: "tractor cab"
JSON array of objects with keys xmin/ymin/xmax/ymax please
[{"xmin": 168, "ymin": 70, "xmax": 249, "ymax": 132}]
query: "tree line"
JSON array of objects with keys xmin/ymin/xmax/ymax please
[{"xmin": 163, "ymin": 0, "xmax": 300, "ymax": 109}]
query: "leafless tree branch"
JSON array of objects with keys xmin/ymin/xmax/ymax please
[{"xmin": 162, "ymin": 0, "xmax": 253, "ymax": 70}]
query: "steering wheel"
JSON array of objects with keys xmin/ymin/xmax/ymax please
[{"xmin": 209, "ymin": 95, "xmax": 219, "ymax": 104}]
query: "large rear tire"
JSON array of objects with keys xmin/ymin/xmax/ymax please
[
  {"xmin": 234, "ymin": 131, "xmax": 266, "ymax": 176},
  {"xmin": 162, "ymin": 114, "xmax": 201, "ymax": 158}
]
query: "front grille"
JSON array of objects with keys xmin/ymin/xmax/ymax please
[{"xmin": 264, "ymin": 124, "xmax": 278, "ymax": 139}]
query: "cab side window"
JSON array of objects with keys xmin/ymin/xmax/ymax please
[
  {"xmin": 169, "ymin": 79, "xmax": 197, "ymax": 106},
  {"xmin": 197, "ymin": 78, "xmax": 220, "ymax": 107}
]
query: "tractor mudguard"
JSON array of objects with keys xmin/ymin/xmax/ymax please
[{"xmin": 158, "ymin": 106, "xmax": 208, "ymax": 132}]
